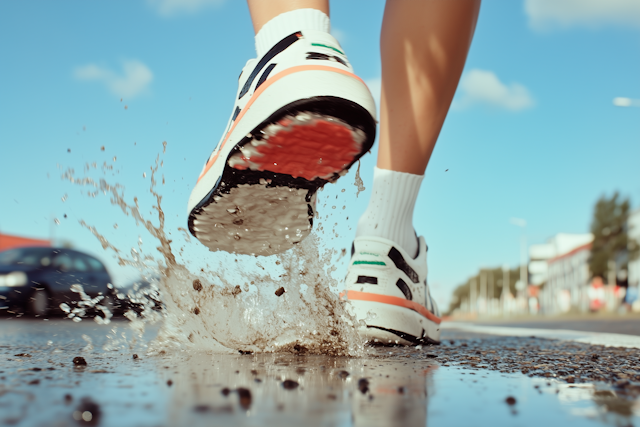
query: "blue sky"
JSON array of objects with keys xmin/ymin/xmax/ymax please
[{"xmin": 1, "ymin": 0, "xmax": 639, "ymax": 308}]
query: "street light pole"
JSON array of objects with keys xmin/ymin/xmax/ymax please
[
  {"xmin": 510, "ymin": 218, "xmax": 528, "ymax": 312},
  {"xmin": 502, "ymin": 264, "xmax": 510, "ymax": 317},
  {"xmin": 480, "ymin": 271, "xmax": 487, "ymax": 316}
]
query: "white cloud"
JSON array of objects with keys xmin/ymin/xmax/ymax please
[
  {"xmin": 525, "ymin": 0, "xmax": 640, "ymax": 30},
  {"xmin": 365, "ymin": 77, "xmax": 381, "ymax": 116},
  {"xmin": 147, "ymin": 0, "xmax": 224, "ymax": 16},
  {"xmin": 331, "ymin": 28, "xmax": 348, "ymax": 45},
  {"xmin": 74, "ymin": 60, "xmax": 153, "ymax": 98},
  {"xmin": 456, "ymin": 69, "xmax": 534, "ymax": 111}
]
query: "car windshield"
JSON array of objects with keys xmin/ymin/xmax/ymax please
[{"xmin": 0, "ymin": 248, "xmax": 53, "ymax": 267}]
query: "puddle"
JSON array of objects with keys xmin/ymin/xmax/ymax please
[{"xmin": 0, "ymin": 321, "xmax": 638, "ymax": 427}]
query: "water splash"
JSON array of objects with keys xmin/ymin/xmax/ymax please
[{"xmin": 62, "ymin": 145, "xmax": 364, "ymax": 356}]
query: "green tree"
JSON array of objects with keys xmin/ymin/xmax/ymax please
[{"xmin": 589, "ymin": 192, "xmax": 639, "ymax": 281}]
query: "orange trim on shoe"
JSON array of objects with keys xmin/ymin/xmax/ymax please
[
  {"xmin": 343, "ymin": 290, "xmax": 442, "ymax": 325},
  {"xmin": 197, "ymin": 65, "xmax": 366, "ymax": 183}
]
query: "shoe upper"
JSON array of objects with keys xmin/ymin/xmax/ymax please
[
  {"xmin": 345, "ymin": 236, "xmax": 441, "ymax": 319},
  {"xmin": 201, "ymin": 30, "xmax": 357, "ymax": 176}
]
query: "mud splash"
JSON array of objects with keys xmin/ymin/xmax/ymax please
[
  {"xmin": 354, "ymin": 161, "xmax": 365, "ymax": 197},
  {"xmin": 62, "ymin": 146, "xmax": 364, "ymax": 357}
]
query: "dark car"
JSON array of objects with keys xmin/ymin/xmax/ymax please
[{"xmin": 0, "ymin": 246, "xmax": 117, "ymax": 317}]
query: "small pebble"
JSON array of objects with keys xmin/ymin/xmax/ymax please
[
  {"xmin": 73, "ymin": 357, "xmax": 87, "ymax": 366},
  {"xmin": 282, "ymin": 380, "xmax": 299, "ymax": 390},
  {"xmin": 357, "ymin": 378, "xmax": 369, "ymax": 394},
  {"xmin": 237, "ymin": 387, "xmax": 252, "ymax": 410}
]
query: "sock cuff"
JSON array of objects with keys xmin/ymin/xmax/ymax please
[
  {"xmin": 373, "ymin": 166, "xmax": 424, "ymax": 192},
  {"xmin": 355, "ymin": 167, "xmax": 424, "ymax": 257},
  {"xmin": 255, "ymin": 8, "xmax": 330, "ymax": 57}
]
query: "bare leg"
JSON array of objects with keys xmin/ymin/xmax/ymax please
[
  {"xmin": 247, "ymin": 0, "xmax": 329, "ymax": 34},
  {"xmin": 378, "ymin": 0, "xmax": 480, "ymax": 174}
]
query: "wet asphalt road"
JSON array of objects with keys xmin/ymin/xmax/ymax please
[{"xmin": 0, "ymin": 318, "xmax": 639, "ymax": 427}]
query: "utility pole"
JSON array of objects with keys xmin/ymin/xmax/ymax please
[
  {"xmin": 510, "ymin": 218, "xmax": 528, "ymax": 313},
  {"xmin": 488, "ymin": 270, "xmax": 494, "ymax": 315},
  {"xmin": 470, "ymin": 278, "xmax": 477, "ymax": 316},
  {"xmin": 480, "ymin": 271, "xmax": 487, "ymax": 316},
  {"xmin": 502, "ymin": 264, "xmax": 510, "ymax": 316}
]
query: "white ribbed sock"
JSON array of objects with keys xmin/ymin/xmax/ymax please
[
  {"xmin": 356, "ymin": 167, "xmax": 423, "ymax": 257},
  {"xmin": 255, "ymin": 8, "xmax": 330, "ymax": 57}
]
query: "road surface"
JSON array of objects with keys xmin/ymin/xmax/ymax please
[{"xmin": 0, "ymin": 318, "xmax": 638, "ymax": 427}]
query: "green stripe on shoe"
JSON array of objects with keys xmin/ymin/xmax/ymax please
[
  {"xmin": 353, "ymin": 261, "xmax": 386, "ymax": 266},
  {"xmin": 311, "ymin": 43, "xmax": 344, "ymax": 55}
]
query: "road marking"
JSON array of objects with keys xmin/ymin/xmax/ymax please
[{"xmin": 442, "ymin": 322, "xmax": 640, "ymax": 349}]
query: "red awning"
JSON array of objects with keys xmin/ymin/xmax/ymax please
[{"xmin": 0, "ymin": 233, "xmax": 50, "ymax": 252}]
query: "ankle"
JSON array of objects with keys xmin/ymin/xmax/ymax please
[
  {"xmin": 255, "ymin": 9, "xmax": 330, "ymax": 57},
  {"xmin": 355, "ymin": 167, "xmax": 423, "ymax": 257}
]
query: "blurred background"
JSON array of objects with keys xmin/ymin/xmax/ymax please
[{"xmin": 0, "ymin": 0, "xmax": 638, "ymax": 320}]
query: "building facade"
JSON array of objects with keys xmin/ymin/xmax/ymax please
[
  {"xmin": 0, "ymin": 233, "xmax": 50, "ymax": 252},
  {"xmin": 542, "ymin": 242, "xmax": 592, "ymax": 314},
  {"xmin": 528, "ymin": 233, "xmax": 593, "ymax": 286}
]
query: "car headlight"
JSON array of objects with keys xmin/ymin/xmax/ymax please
[{"xmin": 3, "ymin": 272, "xmax": 28, "ymax": 287}]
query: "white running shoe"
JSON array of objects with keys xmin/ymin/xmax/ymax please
[
  {"xmin": 188, "ymin": 31, "xmax": 377, "ymax": 256},
  {"xmin": 343, "ymin": 236, "xmax": 442, "ymax": 345}
]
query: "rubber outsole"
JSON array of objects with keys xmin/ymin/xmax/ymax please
[
  {"xmin": 188, "ymin": 96, "xmax": 376, "ymax": 256},
  {"xmin": 347, "ymin": 299, "xmax": 441, "ymax": 346}
]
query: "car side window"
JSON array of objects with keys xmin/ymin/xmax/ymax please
[
  {"xmin": 72, "ymin": 256, "xmax": 89, "ymax": 272},
  {"xmin": 85, "ymin": 257, "xmax": 105, "ymax": 272},
  {"xmin": 52, "ymin": 254, "xmax": 73, "ymax": 272}
]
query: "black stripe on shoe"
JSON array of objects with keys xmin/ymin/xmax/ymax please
[
  {"xmin": 256, "ymin": 63, "xmax": 277, "ymax": 90},
  {"xmin": 232, "ymin": 106, "xmax": 241, "ymax": 121},
  {"xmin": 388, "ymin": 247, "xmax": 419, "ymax": 283},
  {"xmin": 366, "ymin": 326, "xmax": 440, "ymax": 346},
  {"xmin": 239, "ymin": 32, "xmax": 302, "ymax": 99},
  {"xmin": 395, "ymin": 279, "xmax": 412, "ymax": 300},
  {"xmin": 357, "ymin": 276, "xmax": 378, "ymax": 285}
]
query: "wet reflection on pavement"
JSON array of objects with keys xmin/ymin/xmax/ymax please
[{"xmin": 0, "ymin": 319, "xmax": 638, "ymax": 427}]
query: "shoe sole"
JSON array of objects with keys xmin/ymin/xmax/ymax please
[
  {"xmin": 188, "ymin": 96, "xmax": 376, "ymax": 256},
  {"xmin": 347, "ymin": 297, "xmax": 441, "ymax": 346}
]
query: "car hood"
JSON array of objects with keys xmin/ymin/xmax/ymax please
[{"xmin": 0, "ymin": 265, "xmax": 38, "ymax": 274}]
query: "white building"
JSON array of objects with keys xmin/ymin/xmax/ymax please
[
  {"xmin": 528, "ymin": 233, "xmax": 593, "ymax": 286},
  {"xmin": 542, "ymin": 242, "xmax": 592, "ymax": 314}
]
